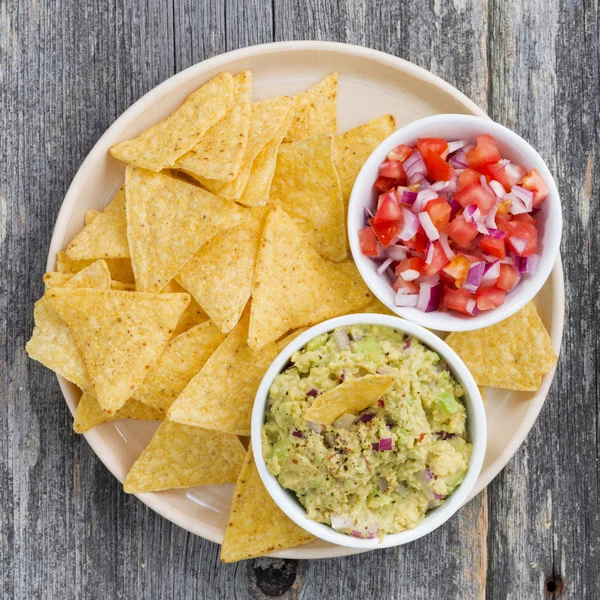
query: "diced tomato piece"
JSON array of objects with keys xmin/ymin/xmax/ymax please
[
  {"xmin": 359, "ymin": 227, "xmax": 379, "ymax": 256},
  {"xmin": 422, "ymin": 241, "xmax": 450, "ymax": 276},
  {"xmin": 504, "ymin": 220, "xmax": 537, "ymax": 257},
  {"xmin": 402, "ymin": 229, "xmax": 428, "ymax": 254},
  {"xmin": 458, "ymin": 169, "xmax": 482, "ymax": 191},
  {"xmin": 392, "ymin": 278, "xmax": 419, "ymax": 294},
  {"xmin": 370, "ymin": 219, "xmax": 400, "ymax": 248},
  {"xmin": 482, "ymin": 162, "xmax": 511, "ymax": 191},
  {"xmin": 442, "ymin": 287, "xmax": 477, "ymax": 316},
  {"xmin": 373, "ymin": 192, "xmax": 403, "ymax": 224},
  {"xmin": 455, "ymin": 182, "xmax": 496, "ymax": 214},
  {"xmin": 378, "ymin": 160, "xmax": 407, "ymax": 182},
  {"xmin": 476, "ymin": 287, "xmax": 506, "ymax": 310},
  {"xmin": 423, "ymin": 149, "xmax": 455, "ymax": 182},
  {"xmin": 374, "ymin": 176, "xmax": 395, "ymax": 193},
  {"xmin": 480, "ymin": 235, "xmax": 506, "ymax": 259},
  {"xmin": 496, "ymin": 264, "xmax": 519, "ymax": 291},
  {"xmin": 513, "ymin": 213, "xmax": 537, "ymax": 225},
  {"xmin": 395, "ymin": 257, "xmax": 425, "ymax": 277},
  {"xmin": 387, "ymin": 144, "xmax": 413, "ymax": 163},
  {"xmin": 495, "ymin": 212, "xmax": 512, "ymax": 232},
  {"xmin": 442, "ymin": 254, "xmax": 472, "ymax": 286},
  {"xmin": 466, "ymin": 134, "xmax": 501, "ymax": 170},
  {"xmin": 446, "ymin": 216, "xmax": 478, "ymax": 247},
  {"xmin": 417, "ymin": 138, "xmax": 448, "ymax": 158},
  {"xmin": 521, "ymin": 168, "xmax": 549, "ymax": 207},
  {"xmin": 424, "ymin": 198, "xmax": 451, "ymax": 231},
  {"xmin": 439, "ymin": 269, "xmax": 458, "ymax": 288}
]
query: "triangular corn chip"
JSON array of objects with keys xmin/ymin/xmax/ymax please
[
  {"xmin": 284, "ymin": 72, "xmax": 338, "ymax": 143},
  {"xmin": 175, "ymin": 71, "xmax": 252, "ymax": 182},
  {"xmin": 269, "ymin": 133, "xmax": 346, "ymax": 261},
  {"xmin": 84, "ymin": 209, "xmax": 99, "ymax": 225},
  {"xmin": 176, "ymin": 208, "xmax": 267, "ymax": 333},
  {"xmin": 194, "ymin": 96, "xmax": 293, "ymax": 201},
  {"xmin": 109, "ymin": 72, "xmax": 234, "ymax": 171},
  {"xmin": 168, "ymin": 311, "xmax": 277, "ymax": 436},
  {"xmin": 249, "ymin": 208, "xmax": 372, "ymax": 350},
  {"xmin": 45, "ymin": 288, "xmax": 189, "ymax": 413},
  {"xmin": 125, "ymin": 166, "xmax": 249, "ymax": 292},
  {"xmin": 26, "ymin": 260, "xmax": 112, "ymax": 390},
  {"xmin": 237, "ymin": 104, "xmax": 293, "ymax": 207},
  {"xmin": 132, "ymin": 321, "xmax": 225, "ymax": 413},
  {"xmin": 44, "ymin": 272, "xmax": 134, "ymax": 291},
  {"xmin": 73, "ymin": 392, "xmax": 163, "ymax": 433},
  {"xmin": 445, "ymin": 302, "xmax": 557, "ymax": 391},
  {"xmin": 123, "ymin": 421, "xmax": 245, "ymax": 493},
  {"xmin": 334, "ymin": 114, "xmax": 396, "ymax": 211},
  {"xmin": 220, "ymin": 447, "xmax": 315, "ymax": 562},
  {"xmin": 66, "ymin": 188, "xmax": 129, "ymax": 259},
  {"xmin": 161, "ymin": 280, "xmax": 210, "ymax": 337},
  {"xmin": 303, "ymin": 374, "xmax": 396, "ymax": 424},
  {"xmin": 56, "ymin": 251, "xmax": 135, "ymax": 284}
]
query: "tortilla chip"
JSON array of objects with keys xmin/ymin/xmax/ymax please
[
  {"xmin": 123, "ymin": 421, "xmax": 245, "ymax": 493},
  {"xmin": 44, "ymin": 272, "xmax": 136, "ymax": 291},
  {"xmin": 56, "ymin": 251, "xmax": 135, "ymax": 284},
  {"xmin": 237, "ymin": 106, "xmax": 293, "ymax": 207},
  {"xmin": 284, "ymin": 72, "xmax": 338, "ymax": 143},
  {"xmin": 66, "ymin": 188, "xmax": 129, "ymax": 259},
  {"xmin": 73, "ymin": 392, "xmax": 164, "ymax": 433},
  {"xmin": 45, "ymin": 288, "xmax": 189, "ymax": 413},
  {"xmin": 334, "ymin": 115, "xmax": 396, "ymax": 211},
  {"xmin": 84, "ymin": 209, "xmax": 99, "ymax": 225},
  {"xmin": 249, "ymin": 208, "xmax": 372, "ymax": 350},
  {"xmin": 158, "ymin": 279, "xmax": 209, "ymax": 336},
  {"xmin": 194, "ymin": 96, "xmax": 293, "ymax": 201},
  {"xmin": 175, "ymin": 71, "xmax": 252, "ymax": 182},
  {"xmin": 109, "ymin": 72, "xmax": 234, "ymax": 171},
  {"xmin": 132, "ymin": 321, "xmax": 225, "ymax": 414},
  {"xmin": 303, "ymin": 374, "xmax": 395, "ymax": 424},
  {"xmin": 220, "ymin": 447, "xmax": 315, "ymax": 562},
  {"xmin": 125, "ymin": 166, "xmax": 249, "ymax": 292},
  {"xmin": 176, "ymin": 208, "xmax": 266, "ymax": 333},
  {"xmin": 269, "ymin": 133, "xmax": 346, "ymax": 262},
  {"xmin": 26, "ymin": 261, "xmax": 112, "ymax": 390},
  {"xmin": 445, "ymin": 302, "xmax": 557, "ymax": 391},
  {"xmin": 168, "ymin": 311, "xmax": 277, "ymax": 436}
]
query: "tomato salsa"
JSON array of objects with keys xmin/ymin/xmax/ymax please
[{"xmin": 359, "ymin": 135, "xmax": 549, "ymax": 316}]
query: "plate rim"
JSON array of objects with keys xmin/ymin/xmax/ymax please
[{"xmin": 46, "ymin": 40, "xmax": 565, "ymax": 560}]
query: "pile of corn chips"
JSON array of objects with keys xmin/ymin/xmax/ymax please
[{"xmin": 26, "ymin": 71, "xmax": 556, "ymax": 562}]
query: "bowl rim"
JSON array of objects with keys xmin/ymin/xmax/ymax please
[
  {"xmin": 348, "ymin": 113, "xmax": 563, "ymax": 332},
  {"xmin": 251, "ymin": 313, "xmax": 487, "ymax": 549}
]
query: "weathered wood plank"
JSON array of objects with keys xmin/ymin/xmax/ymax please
[{"xmin": 486, "ymin": 0, "xmax": 600, "ymax": 599}]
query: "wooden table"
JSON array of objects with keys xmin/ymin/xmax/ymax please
[{"xmin": 2, "ymin": 1, "xmax": 597, "ymax": 598}]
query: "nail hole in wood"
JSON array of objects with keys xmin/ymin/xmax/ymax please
[
  {"xmin": 253, "ymin": 558, "xmax": 297, "ymax": 597},
  {"xmin": 545, "ymin": 575, "xmax": 564, "ymax": 596}
]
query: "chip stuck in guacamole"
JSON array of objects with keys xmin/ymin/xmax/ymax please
[{"xmin": 262, "ymin": 324, "xmax": 472, "ymax": 539}]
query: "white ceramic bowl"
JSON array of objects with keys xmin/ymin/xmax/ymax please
[
  {"xmin": 348, "ymin": 114, "xmax": 563, "ymax": 332},
  {"xmin": 251, "ymin": 313, "xmax": 487, "ymax": 549}
]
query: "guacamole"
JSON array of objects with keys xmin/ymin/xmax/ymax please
[{"xmin": 262, "ymin": 324, "xmax": 472, "ymax": 539}]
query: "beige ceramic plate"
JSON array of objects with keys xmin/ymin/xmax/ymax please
[{"xmin": 47, "ymin": 41, "xmax": 564, "ymax": 559}]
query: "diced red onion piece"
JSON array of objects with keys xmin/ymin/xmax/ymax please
[
  {"xmin": 519, "ymin": 254, "xmax": 540, "ymax": 274},
  {"xmin": 403, "ymin": 151, "xmax": 421, "ymax": 171},
  {"xmin": 404, "ymin": 151, "xmax": 428, "ymax": 182},
  {"xmin": 448, "ymin": 149, "xmax": 468, "ymax": 169},
  {"xmin": 463, "ymin": 261, "xmax": 486, "ymax": 293},
  {"xmin": 331, "ymin": 514, "xmax": 355, "ymax": 531},
  {"xmin": 418, "ymin": 211, "xmax": 440, "ymax": 241},
  {"xmin": 506, "ymin": 192, "xmax": 530, "ymax": 215},
  {"xmin": 364, "ymin": 206, "xmax": 375, "ymax": 226},
  {"xmin": 413, "ymin": 188, "xmax": 438, "ymax": 213},
  {"xmin": 439, "ymin": 232, "xmax": 455, "ymax": 260},
  {"xmin": 306, "ymin": 388, "xmax": 319, "ymax": 397},
  {"xmin": 445, "ymin": 176, "xmax": 458, "ymax": 194},
  {"xmin": 463, "ymin": 204, "xmax": 477, "ymax": 223},
  {"xmin": 306, "ymin": 421, "xmax": 322, "ymax": 434},
  {"xmin": 481, "ymin": 260, "xmax": 500, "ymax": 285},
  {"xmin": 400, "ymin": 189, "xmax": 418, "ymax": 206},
  {"xmin": 476, "ymin": 220, "xmax": 489, "ymax": 235},
  {"xmin": 399, "ymin": 268, "xmax": 420, "ymax": 282},
  {"xmin": 377, "ymin": 257, "xmax": 393, "ymax": 275},
  {"xmin": 333, "ymin": 413, "xmax": 356, "ymax": 429},
  {"xmin": 447, "ymin": 139, "xmax": 469, "ymax": 153},
  {"xmin": 509, "ymin": 236, "xmax": 528, "ymax": 255},
  {"xmin": 417, "ymin": 274, "xmax": 441, "ymax": 286},
  {"xmin": 425, "ymin": 242, "xmax": 435, "ymax": 264},
  {"xmin": 415, "ymin": 470, "xmax": 437, "ymax": 500},
  {"xmin": 359, "ymin": 413, "xmax": 375, "ymax": 423},
  {"xmin": 430, "ymin": 180, "xmax": 449, "ymax": 192},
  {"xmin": 395, "ymin": 292, "xmax": 419, "ymax": 307},
  {"xmin": 333, "ymin": 328, "xmax": 351, "ymax": 350},
  {"xmin": 449, "ymin": 198, "xmax": 461, "ymax": 218},
  {"xmin": 416, "ymin": 282, "xmax": 442, "ymax": 312},
  {"xmin": 480, "ymin": 174, "xmax": 495, "ymax": 198},
  {"xmin": 465, "ymin": 299, "xmax": 480, "ymax": 316},
  {"xmin": 489, "ymin": 180, "xmax": 506, "ymax": 198},
  {"xmin": 486, "ymin": 228, "xmax": 506, "ymax": 240},
  {"xmin": 398, "ymin": 207, "xmax": 420, "ymax": 241},
  {"xmin": 378, "ymin": 437, "xmax": 393, "ymax": 451},
  {"xmin": 485, "ymin": 204, "xmax": 498, "ymax": 229},
  {"xmin": 512, "ymin": 185, "xmax": 534, "ymax": 210},
  {"xmin": 379, "ymin": 478, "xmax": 389, "ymax": 493},
  {"xmin": 386, "ymin": 244, "xmax": 408, "ymax": 261}
]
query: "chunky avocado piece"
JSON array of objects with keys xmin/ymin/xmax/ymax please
[
  {"xmin": 306, "ymin": 333, "xmax": 328, "ymax": 352},
  {"xmin": 437, "ymin": 392, "xmax": 461, "ymax": 415}
]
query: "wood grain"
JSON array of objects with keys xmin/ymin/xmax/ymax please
[{"xmin": 1, "ymin": 0, "xmax": 597, "ymax": 598}]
